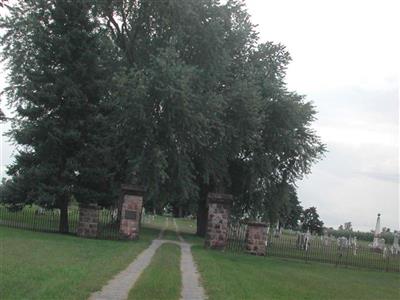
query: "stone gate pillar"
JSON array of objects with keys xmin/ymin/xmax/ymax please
[
  {"xmin": 77, "ymin": 203, "xmax": 99, "ymax": 238},
  {"xmin": 204, "ymin": 193, "xmax": 232, "ymax": 250},
  {"xmin": 119, "ymin": 184, "xmax": 144, "ymax": 240},
  {"xmin": 245, "ymin": 222, "xmax": 268, "ymax": 256}
]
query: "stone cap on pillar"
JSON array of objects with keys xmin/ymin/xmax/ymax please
[
  {"xmin": 247, "ymin": 221, "xmax": 268, "ymax": 227},
  {"xmin": 207, "ymin": 193, "xmax": 233, "ymax": 205},
  {"xmin": 121, "ymin": 184, "xmax": 145, "ymax": 196}
]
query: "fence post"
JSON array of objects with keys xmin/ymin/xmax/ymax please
[
  {"xmin": 335, "ymin": 249, "xmax": 342, "ymax": 268},
  {"xmin": 305, "ymin": 244, "xmax": 309, "ymax": 264},
  {"xmin": 345, "ymin": 244, "xmax": 350, "ymax": 268},
  {"xmin": 204, "ymin": 193, "xmax": 232, "ymax": 250},
  {"xmin": 119, "ymin": 184, "xmax": 144, "ymax": 240},
  {"xmin": 77, "ymin": 203, "xmax": 99, "ymax": 238},
  {"xmin": 385, "ymin": 254, "xmax": 390, "ymax": 272},
  {"xmin": 245, "ymin": 222, "xmax": 268, "ymax": 256}
]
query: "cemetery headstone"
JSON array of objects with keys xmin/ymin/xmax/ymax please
[
  {"xmin": 391, "ymin": 232, "xmax": 400, "ymax": 255},
  {"xmin": 337, "ymin": 236, "xmax": 348, "ymax": 251},
  {"xmin": 370, "ymin": 213, "xmax": 385, "ymax": 252}
]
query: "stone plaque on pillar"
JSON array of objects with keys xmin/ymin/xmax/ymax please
[
  {"xmin": 204, "ymin": 193, "xmax": 232, "ymax": 250},
  {"xmin": 245, "ymin": 222, "xmax": 268, "ymax": 256},
  {"xmin": 77, "ymin": 203, "xmax": 99, "ymax": 238},
  {"xmin": 119, "ymin": 184, "xmax": 144, "ymax": 240}
]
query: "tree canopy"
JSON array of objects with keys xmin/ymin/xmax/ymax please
[
  {"xmin": 301, "ymin": 207, "xmax": 324, "ymax": 235},
  {"xmin": 0, "ymin": 0, "xmax": 325, "ymax": 234},
  {"xmin": 0, "ymin": 0, "xmax": 115, "ymax": 232}
]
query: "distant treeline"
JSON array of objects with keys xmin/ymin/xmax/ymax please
[{"xmin": 326, "ymin": 229, "xmax": 395, "ymax": 244}]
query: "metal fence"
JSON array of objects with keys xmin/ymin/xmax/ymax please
[
  {"xmin": 0, "ymin": 205, "xmax": 121, "ymax": 239},
  {"xmin": 266, "ymin": 231, "xmax": 400, "ymax": 272},
  {"xmin": 226, "ymin": 222, "xmax": 400, "ymax": 272},
  {"xmin": 97, "ymin": 209, "xmax": 121, "ymax": 239},
  {"xmin": 226, "ymin": 221, "xmax": 247, "ymax": 252}
]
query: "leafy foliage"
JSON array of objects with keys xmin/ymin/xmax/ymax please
[
  {"xmin": 326, "ymin": 228, "xmax": 395, "ymax": 244},
  {"xmin": 0, "ymin": 0, "xmax": 326, "ymax": 234},
  {"xmin": 0, "ymin": 0, "xmax": 115, "ymax": 231},
  {"xmin": 300, "ymin": 207, "xmax": 324, "ymax": 234}
]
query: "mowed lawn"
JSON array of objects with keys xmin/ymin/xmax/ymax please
[
  {"xmin": 192, "ymin": 244, "xmax": 400, "ymax": 300},
  {"xmin": 128, "ymin": 243, "xmax": 181, "ymax": 300},
  {"xmin": 2, "ymin": 218, "xmax": 400, "ymax": 300},
  {"xmin": 0, "ymin": 226, "xmax": 159, "ymax": 300}
]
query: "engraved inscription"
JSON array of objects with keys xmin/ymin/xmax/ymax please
[{"xmin": 125, "ymin": 210, "xmax": 137, "ymax": 220}]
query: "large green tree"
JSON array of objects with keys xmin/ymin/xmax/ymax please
[
  {"xmin": 1, "ymin": 0, "xmax": 325, "ymax": 236},
  {"xmin": 100, "ymin": 0, "xmax": 325, "ymax": 235},
  {"xmin": 0, "ymin": 0, "xmax": 114, "ymax": 232},
  {"xmin": 99, "ymin": 0, "xmax": 239, "ymax": 233}
]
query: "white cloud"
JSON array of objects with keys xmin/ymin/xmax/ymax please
[
  {"xmin": 246, "ymin": 0, "xmax": 399, "ymax": 230},
  {"xmin": 299, "ymin": 150, "xmax": 399, "ymax": 231},
  {"xmin": 246, "ymin": 0, "xmax": 400, "ymax": 92}
]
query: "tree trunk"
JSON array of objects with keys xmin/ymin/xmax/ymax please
[
  {"xmin": 172, "ymin": 205, "xmax": 179, "ymax": 218},
  {"xmin": 178, "ymin": 206, "xmax": 183, "ymax": 218},
  {"xmin": 196, "ymin": 190, "xmax": 208, "ymax": 236},
  {"xmin": 59, "ymin": 200, "xmax": 69, "ymax": 234}
]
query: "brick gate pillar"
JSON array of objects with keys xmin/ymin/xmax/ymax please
[
  {"xmin": 119, "ymin": 184, "xmax": 144, "ymax": 240},
  {"xmin": 77, "ymin": 203, "xmax": 99, "ymax": 238},
  {"xmin": 245, "ymin": 222, "xmax": 268, "ymax": 256},
  {"xmin": 204, "ymin": 193, "xmax": 232, "ymax": 250}
]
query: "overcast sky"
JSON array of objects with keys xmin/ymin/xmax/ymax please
[
  {"xmin": 0, "ymin": 0, "xmax": 399, "ymax": 232},
  {"xmin": 246, "ymin": 0, "xmax": 399, "ymax": 231}
]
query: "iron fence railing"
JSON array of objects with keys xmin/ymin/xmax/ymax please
[
  {"xmin": 0, "ymin": 205, "xmax": 120, "ymax": 240},
  {"xmin": 226, "ymin": 221, "xmax": 247, "ymax": 253},
  {"xmin": 0, "ymin": 205, "xmax": 77, "ymax": 233},
  {"xmin": 97, "ymin": 208, "xmax": 121, "ymax": 240},
  {"xmin": 226, "ymin": 222, "xmax": 400, "ymax": 273},
  {"xmin": 265, "ymin": 231, "xmax": 400, "ymax": 272}
]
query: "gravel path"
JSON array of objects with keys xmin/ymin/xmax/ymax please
[
  {"xmin": 180, "ymin": 242, "xmax": 207, "ymax": 300},
  {"xmin": 173, "ymin": 218, "xmax": 207, "ymax": 300},
  {"xmin": 89, "ymin": 218, "xmax": 206, "ymax": 300},
  {"xmin": 89, "ymin": 239, "xmax": 165, "ymax": 300}
]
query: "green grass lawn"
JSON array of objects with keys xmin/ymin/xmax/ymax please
[
  {"xmin": 174, "ymin": 217, "xmax": 196, "ymax": 234},
  {"xmin": 162, "ymin": 217, "xmax": 180, "ymax": 241},
  {"xmin": 142, "ymin": 214, "xmax": 197, "ymax": 235},
  {"xmin": 2, "ymin": 216, "xmax": 399, "ymax": 300},
  {"xmin": 0, "ymin": 226, "xmax": 159, "ymax": 300},
  {"xmin": 142, "ymin": 215, "xmax": 180, "ymax": 241},
  {"xmin": 128, "ymin": 243, "xmax": 181, "ymax": 300},
  {"xmin": 141, "ymin": 214, "xmax": 167, "ymax": 229},
  {"xmin": 192, "ymin": 244, "xmax": 400, "ymax": 300}
]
